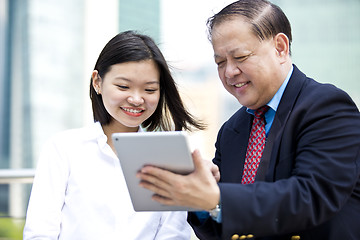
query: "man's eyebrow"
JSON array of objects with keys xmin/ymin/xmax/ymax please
[{"xmin": 214, "ymin": 54, "xmax": 221, "ymax": 60}]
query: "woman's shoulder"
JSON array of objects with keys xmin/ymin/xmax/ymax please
[{"xmin": 47, "ymin": 122, "xmax": 103, "ymax": 147}]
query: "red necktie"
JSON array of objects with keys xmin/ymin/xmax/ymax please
[{"xmin": 241, "ymin": 106, "xmax": 269, "ymax": 184}]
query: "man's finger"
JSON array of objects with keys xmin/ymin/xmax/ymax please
[
  {"xmin": 152, "ymin": 194, "xmax": 176, "ymax": 206},
  {"xmin": 192, "ymin": 149, "xmax": 204, "ymax": 169},
  {"xmin": 211, "ymin": 164, "xmax": 220, "ymax": 182},
  {"xmin": 139, "ymin": 180, "xmax": 172, "ymax": 199},
  {"xmin": 137, "ymin": 171, "xmax": 172, "ymax": 192},
  {"xmin": 140, "ymin": 165, "xmax": 176, "ymax": 182},
  {"xmin": 192, "ymin": 149, "xmax": 220, "ymax": 181}
]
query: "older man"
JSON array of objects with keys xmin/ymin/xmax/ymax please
[{"xmin": 138, "ymin": 1, "xmax": 360, "ymax": 239}]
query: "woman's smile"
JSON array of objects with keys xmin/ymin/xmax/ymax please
[{"xmin": 121, "ymin": 107, "xmax": 145, "ymax": 117}]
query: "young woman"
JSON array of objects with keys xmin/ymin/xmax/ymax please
[{"xmin": 23, "ymin": 31, "xmax": 205, "ymax": 240}]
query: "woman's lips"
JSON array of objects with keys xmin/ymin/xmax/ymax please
[{"xmin": 121, "ymin": 107, "xmax": 144, "ymax": 117}]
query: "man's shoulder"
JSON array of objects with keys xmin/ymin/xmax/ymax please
[
  {"xmin": 291, "ymin": 65, "xmax": 348, "ymax": 97},
  {"xmin": 298, "ymin": 76, "xmax": 354, "ymax": 106}
]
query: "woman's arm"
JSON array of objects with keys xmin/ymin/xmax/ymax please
[{"xmin": 23, "ymin": 139, "xmax": 69, "ymax": 239}]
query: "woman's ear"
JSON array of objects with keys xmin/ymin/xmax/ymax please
[
  {"xmin": 92, "ymin": 70, "xmax": 101, "ymax": 95},
  {"xmin": 274, "ymin": 33, "xmax": 290, "ymax": 63}
]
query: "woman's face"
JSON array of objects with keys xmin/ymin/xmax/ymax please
[{"xmin": 93, "ymin": 60, "xmax": 160, "ymax": 132}]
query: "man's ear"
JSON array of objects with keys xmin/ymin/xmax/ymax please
[
  {"xmin": 274, "ymin": 33, "xmax": 290, "ymax": 63},
  {"xmin": 92, "ymin": 70, "xmax": 101, "ymax": 94}
]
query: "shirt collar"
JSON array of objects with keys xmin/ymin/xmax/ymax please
[
  {"xmin": 88, "ymin": 122, "xmax": 143, "ymax": 147},
  {"xmin": 267, "ymin": 65, "xmax": 293, "ymax": 112}
]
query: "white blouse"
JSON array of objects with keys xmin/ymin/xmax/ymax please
[{"xmin": 23, "ymin": 122, "xmax": 191, "ymax": 240}]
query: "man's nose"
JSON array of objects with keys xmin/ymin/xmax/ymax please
[{"xmin": 225, "ymin": 61, "xmax": 241, "ymax": 79}]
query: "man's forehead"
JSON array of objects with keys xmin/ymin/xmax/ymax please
[{"xmin": 214, "ymin": 47, "xmax": 247, "ymax": 58}]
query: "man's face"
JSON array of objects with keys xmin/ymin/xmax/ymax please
[{"xmin": 211, "ymin": 17, "xmax": 285, "ymax": 110}]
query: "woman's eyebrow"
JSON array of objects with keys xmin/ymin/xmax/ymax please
[
  {"xmin": 114, "ymin": 77, "xmax": 159, "ymax": 85},
  {"xmin": 145, "ymin": 81, "xmax": 160, "ymax": 85}
]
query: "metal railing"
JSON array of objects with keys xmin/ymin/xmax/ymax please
[{"xmin": 0, "ymin": 169, "xmax": 36, "ymax": 184}]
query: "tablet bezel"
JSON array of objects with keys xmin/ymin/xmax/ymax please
[{"xmin": 112, "ymin": 131, "xmax": 199, "ymax": 211}]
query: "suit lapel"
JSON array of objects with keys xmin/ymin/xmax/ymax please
[
  {"xmin": 221, "ymin": 108, "xmax": 252, "ymax": 183},
  {"xmin": 259, "ymin": 65, "xmax": 307, "ymax": 182}
]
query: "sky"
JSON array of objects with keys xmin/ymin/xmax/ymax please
[{"xmin": 161, "ymin": 0, "xmax": 235, "ymax": 70}]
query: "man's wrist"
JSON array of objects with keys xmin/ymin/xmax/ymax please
[
  {"xmin": 208, "ymin": 204, "xmax": 221, "ymax": 218},
  {"xmin": 207, "ymin": 185, "xmax": 221, "ymax": 222}
]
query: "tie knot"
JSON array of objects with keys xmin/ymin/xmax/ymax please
[{"xmin": 254, "ymin": 105, "xmax": 269, "ymax": 119}]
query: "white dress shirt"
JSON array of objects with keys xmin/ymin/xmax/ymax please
[{"xmin": 23, "ymin": 122, "xmax": 191, "ymax": 240}]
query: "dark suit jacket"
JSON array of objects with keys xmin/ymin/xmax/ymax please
[{"xmin": 188, "ymin": 65, "xmax": 360, "ymax": 240}]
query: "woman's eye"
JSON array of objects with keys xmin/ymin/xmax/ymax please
[
  {"xmin": 117, "ymin": 85, "xmax": 129, "ymax": 89},
  {"xmin": 145, "ymin": 89, "xmax": 158, "ymax": 93}
]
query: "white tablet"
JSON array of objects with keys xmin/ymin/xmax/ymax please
[{"xmin": 112, "ymin": 131, "xmax": 199, "ymax": 211}]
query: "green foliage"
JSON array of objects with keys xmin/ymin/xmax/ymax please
[{"xmin": 0, "ymin": 217, "xmax": 24, "ymax": 240}]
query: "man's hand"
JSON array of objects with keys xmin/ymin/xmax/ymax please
[{"xmin": 136, "ymin": 149, "xmax": 220, "ymax": 211}]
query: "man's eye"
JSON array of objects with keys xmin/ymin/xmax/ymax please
[
  {"xmin": 235, "ymin": 54, "xmax": 251, "ymax": 62},
  {"xmin": 216, "ymin": 61, "xmax": 225, "ymax": 67}
]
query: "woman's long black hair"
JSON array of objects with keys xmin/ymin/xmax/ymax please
[{"xmin": 90, "ymin": 31, "xmax": 205, "ymax": 131}]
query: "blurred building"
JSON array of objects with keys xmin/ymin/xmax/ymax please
[{"xmin": 0, "ymin": 0, "xmax": 86, "ymax": 218}]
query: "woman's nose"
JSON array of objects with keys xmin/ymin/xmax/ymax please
[{"xmin": 127, "ymin": 94, "xmax": 144, "ymax": 106}]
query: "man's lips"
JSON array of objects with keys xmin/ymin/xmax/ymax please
[{"xmin": 234, "ymin": 81, "xmax": 249, "ymax": 88}]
